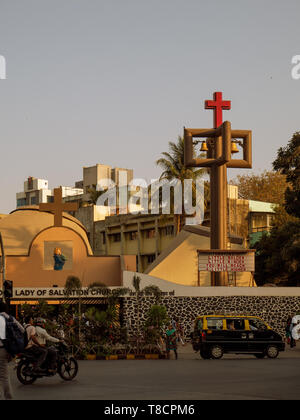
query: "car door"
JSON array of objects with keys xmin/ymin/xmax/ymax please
[
  {"xmin": 205, "ymin": 317, "xmax": 227, "ymax": 345},
  {"xmin": 247, "ymin": 318, "xmax": 274, "ymax": 352},
  {"xmin": 224, "ymin": 318, "xmax": 248, "ymax": 353}
]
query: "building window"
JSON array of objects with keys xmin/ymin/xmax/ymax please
[
  {"xmin": 128, "ymin": 231, "xmax": 138, "ymax": 241},
  {"xmin": 111, "ymin": 233, "xmax": 121, "ymax": 242},
  {"xmin": 47, "ymin": 195, "xmax": 54, "ymax": 203},
  {"xmin": 30, "ymin": 197, "xmax": 37, "ymax": 205},
  {"xmin": 144, "ymin": 229, "xmax": 156, "ymax": 239},
  {"xmin": 17, "ymin": 198, "xmax": 26, "ymax": 207},
  {"xmin": 161, "ymin": 226, "xmax": 174, "ymax": 236},
  {"xmin": 102, "ymin": 233, "xmax": 106, "ymax": 245},
  {"xmin": 147, "ymin": 254, "xmax": 156, "ymax": 264}
]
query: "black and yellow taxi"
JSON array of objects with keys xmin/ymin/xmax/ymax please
[{"xmin": 191, "ymin": 315, "xmax": 285, "ymax": 359}]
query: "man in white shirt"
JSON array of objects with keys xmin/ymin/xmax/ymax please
[
  {"xmin": 0, "ymin": 301, "xmax": 13, "ymax": 400},
  {"xmin": 35, "ymin": 318, "xmax": 61, "ymax": 372},
  {"xmin": 24, "ymin": 316, "xmax": 48, "ymax": 373}
]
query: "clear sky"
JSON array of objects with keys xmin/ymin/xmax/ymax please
[{"xmin": 0, "ymin": 0, "xmax": 299, "ymax": 213}]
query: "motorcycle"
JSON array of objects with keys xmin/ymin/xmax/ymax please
[{"xmin": 16, "ymin": 342, "xmax": 78, "ymax": 385}]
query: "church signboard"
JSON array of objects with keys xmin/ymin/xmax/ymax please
[{"xmin": 198, "ymin": 250, "xmax": 255, "ymax": 273}]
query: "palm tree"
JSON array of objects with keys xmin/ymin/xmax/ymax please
[
  {"xmin": 155, "ymin": 136, "xmax": 207, "ymax": 233},
  {"xmin": 87, "ymin": 184, "xmax": 108, "ymax": 205}
]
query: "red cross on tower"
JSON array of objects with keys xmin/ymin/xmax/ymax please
[{"xmin": 205, "ymin": 92, "xmax": 231, "ymax": 128}]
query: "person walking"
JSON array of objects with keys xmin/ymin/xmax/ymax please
[
  {"xmin": 175, "ymin": 319, "xmax": 185, "ymax": 346},
  {"xmin": 166, "ymin": 324, "xmax": 178, "ymax": 360},
  {"xmin": 0, "ymin": 301, "xmax": 24, "ymax": 400},
  {"xmin": 285, "ymin": 317, "xmax": 292, "ymax": 345}
]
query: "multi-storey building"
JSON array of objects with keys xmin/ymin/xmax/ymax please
[
  {"xmin": 16, "ymin": 164, "xmax": 134, "ymax": 209},
  {"xmin": 16, "ymin": 177, "xmax": 83, "ymax": 208},
  {"xmin": 92, "ymin": 213, "xmax": 176, "ymax": 272},
  {"xmin": 81, "ymin": 164, "xmax": 133, "ymax": 202}
]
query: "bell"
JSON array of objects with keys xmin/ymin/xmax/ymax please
[
  {"xmin": 200, "ymin": 141, "xmax": 209, "ymax": 152},
  {"xmin": 231, "ymin": 142, "xmax": 239, "ymax": 154}
]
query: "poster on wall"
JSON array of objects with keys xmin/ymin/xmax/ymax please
[{"xmin": 44, "ymin": 241, "xmax": 73, "ymax": 271}]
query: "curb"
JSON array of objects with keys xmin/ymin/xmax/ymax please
[{"xmin": 101, "ymin": 354, "xmax": 167, "ymax": 360}]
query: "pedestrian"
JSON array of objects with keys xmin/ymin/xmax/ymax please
[
  {"xmin": 0, "ymin": 300, "xmax": 24, "ymax": 400},
  {"xmin": 171, "ymin": 317, "xmax": 177, "ymax": 331},
  {"xmin": 166, "ymin": 324, "xmax": 178, "ymax": 360},
  {"xmin": 175, "ymin": 319, "xmax": 185, "ymax": 346},
  {"xmin": 285, "ymin": 317, "xmax": 292, "ymax": 345}
]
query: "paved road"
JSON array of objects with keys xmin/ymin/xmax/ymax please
[{"xmin": 9, "ymin": 346, "xmax": 300, "ymax": 401}]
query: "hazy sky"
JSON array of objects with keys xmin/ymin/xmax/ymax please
[{"xmin": 0, "ymin": 0, "xmax": 299, "ymax": 213}]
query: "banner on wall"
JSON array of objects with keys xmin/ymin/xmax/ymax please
[{"xmin": 0, "ymin": 287, "xmax": 176, "ymax": 300}]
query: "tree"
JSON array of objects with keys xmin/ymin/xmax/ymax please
[
  {"xmin": 132, "ymin": 275, "xmax": 162, "ymax": 337},
  {"xmin": 87, "ymin": 184, "xmax": 108, "ymax": 205},
  {"xmin": 144, "ymin": 305, "xmax": 169, "ymax": 329},
  {"xmin": 271, "ymin": 204, "xmax": 299, "ymax": 229},
  {"xmin": 156, "ymin": 136, "xmax": 206, "ymax": 233},
  {"xmin": 231, "ymin": 170, "xmax": 288, "ymax": 204},
  {"xmin": 273, "ymin": 132, "xmax": 300, "ymax": 218},
  {"xmin": 254, "ymin": 133, "xmax": 300, "ymax": 285},
  {"xmin": 65, "ymin": 276, "xmax": 84, "ymax": 339},
  {"xmin": 144, "ymin": 305, "xmax": 169, "ymax": 347},
  {"xmin": 255, "ymin": 221, "xmax": 300, "ymax": 286}
]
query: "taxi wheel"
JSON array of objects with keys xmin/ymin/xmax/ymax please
[
  {"xmin": 254, "ymin": 353, "xmax": 265, "ymax": 359},
  {"xmin": 266, "ymin": 346, "xmax": 279, "ymax": 359},
  {"xmin": 200, "ymin": 350, "xmax": 211, "ymax": 360},
  {"xmin": 210, "ymin": 345, "xmax": 224, "ymax": 360}
]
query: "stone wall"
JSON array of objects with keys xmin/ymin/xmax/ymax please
[{"xmin": 122, "ymin": 296, "xmax": 300, "ymax": 338}]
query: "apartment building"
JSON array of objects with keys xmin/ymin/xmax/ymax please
[
  {"xmin": 16, "ymin": 177, "xmax": 83, "ymax": 208},
  {"xmin": 92, "ymin": 213, "xmax": 176, "ymax": 273},
  {"xmin": 16, "ymin": 164, "xmax": 134, "ymax": 209}
]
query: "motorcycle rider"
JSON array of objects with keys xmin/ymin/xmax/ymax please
[
  {"xmin": 35, "ymin": 318, "xmax": 62, "ymax": 373},
  {"xmin": 24, "ymin": 316, "xmax": 48, "ymax": 374}
]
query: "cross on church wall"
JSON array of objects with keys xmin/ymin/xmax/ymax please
[{"xmin": 39, "ymin": 187, "xmax": 79, "ymax": 227}]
